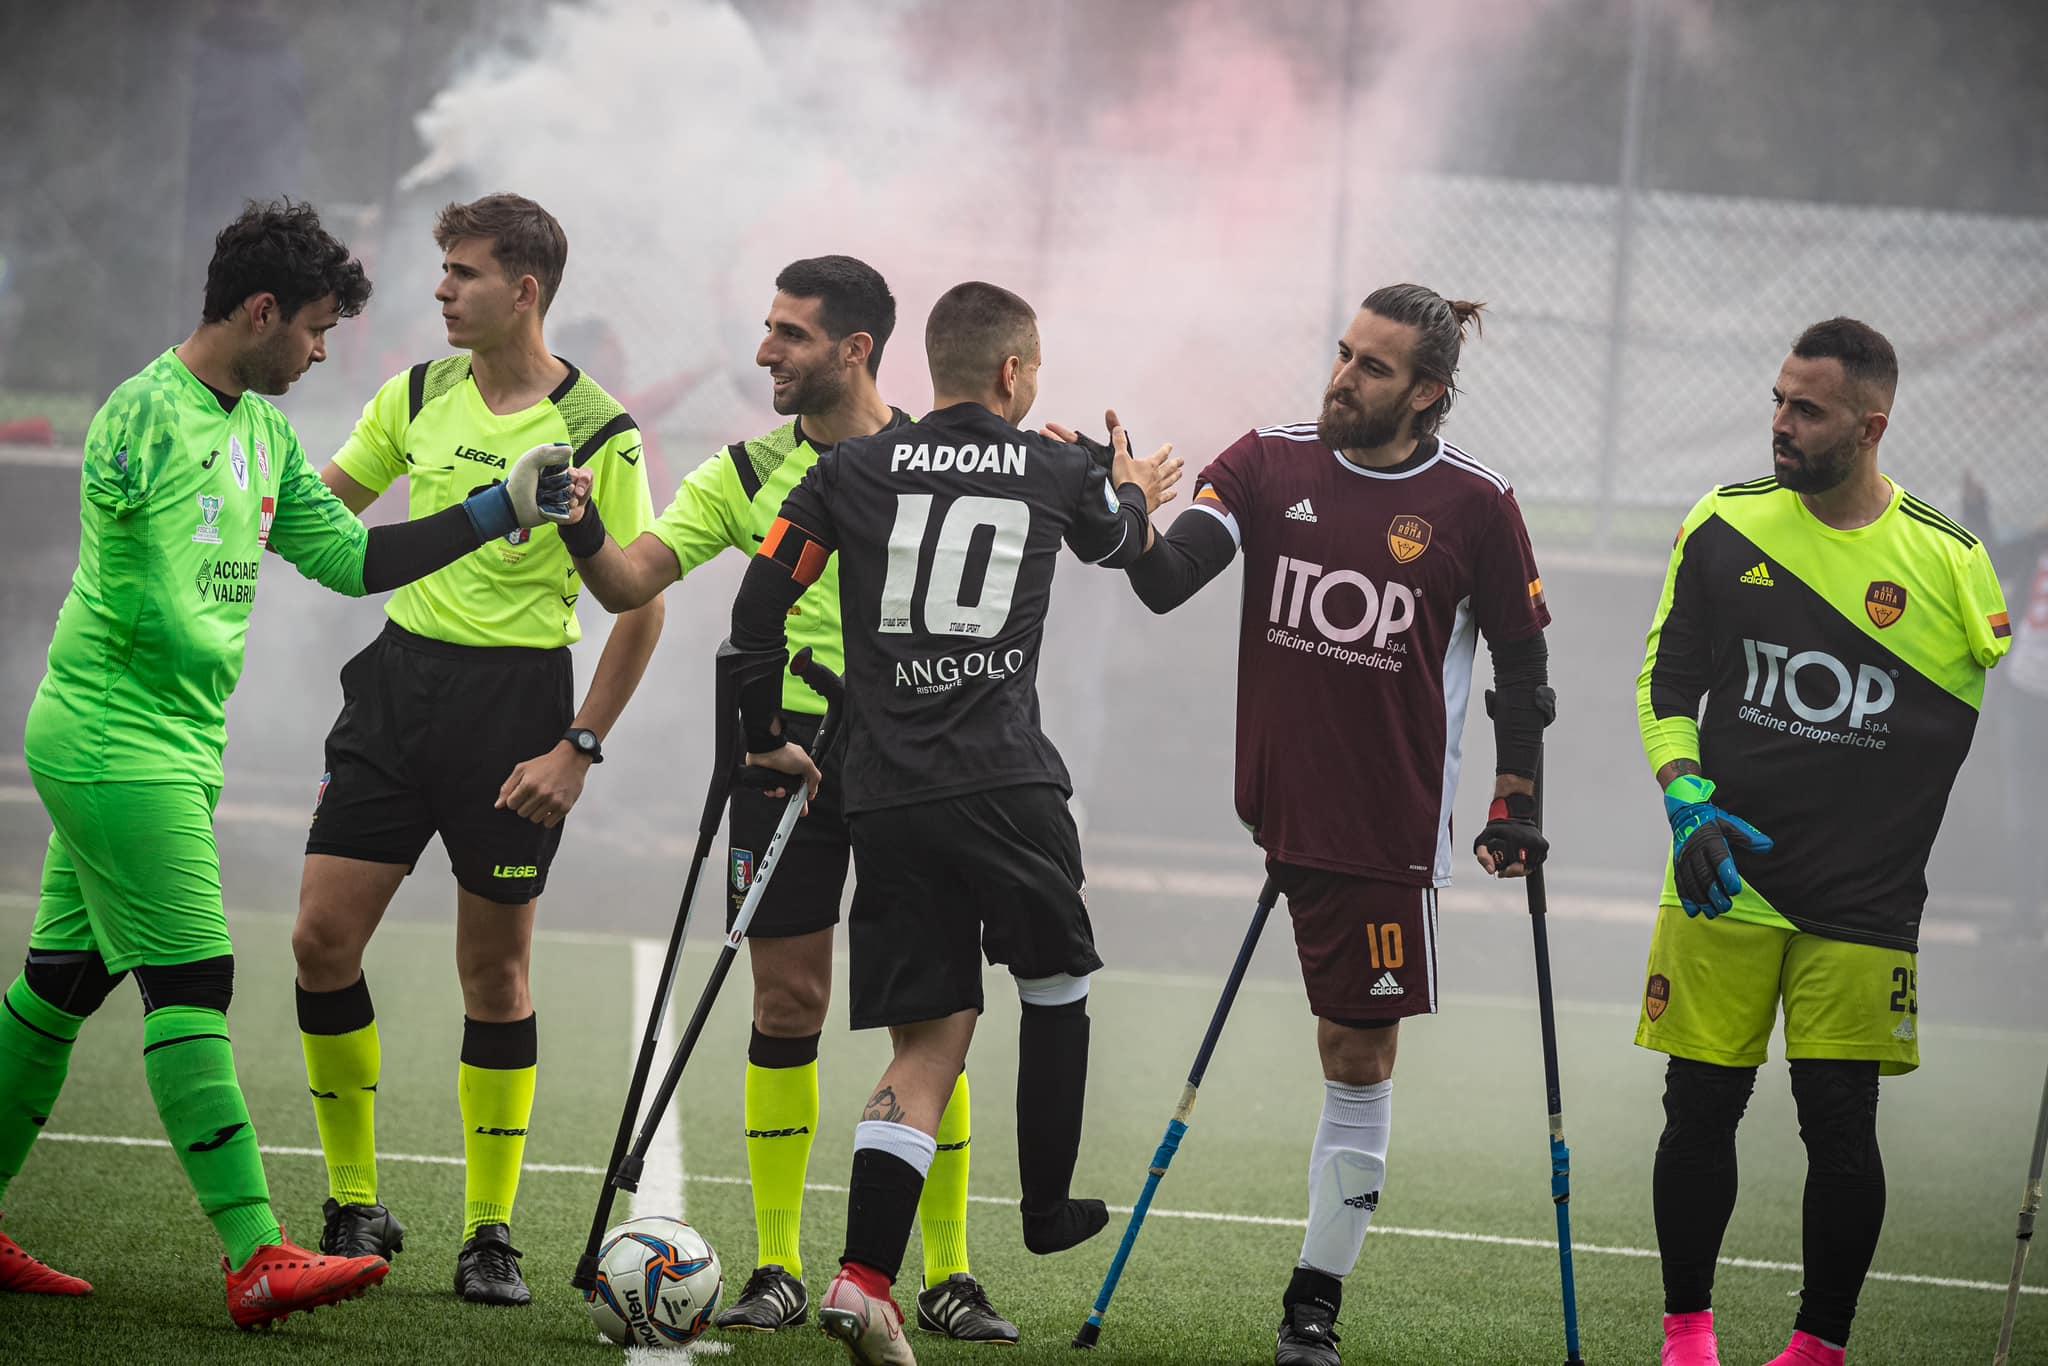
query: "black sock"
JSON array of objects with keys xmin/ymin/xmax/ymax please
[
  {"xmin": 1283, "ymin": 1265, "xmax": 1342, "ymax": 1317},
  {"xmin": 1653, "ymin": 1058, "xmax": 1756, "ymax": 1314},
  {"xmin": 1017, "ymin": 998, "xmax": 1107, "ymax": 1254},
  {"xmin": 1791, "ymin": 1060, "xmax": 1885, "ymax": 1346},
  {"xmin": 840, "ymin": 1148, "xmax": 924, "ymax": 1282}
]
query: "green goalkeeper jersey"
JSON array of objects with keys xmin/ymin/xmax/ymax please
[
  {"xmin": 331, "ymin": 356, "xmax": 653, "ymax": 650},
  {"xmin": 26, "ymin": 348, "xmax": 373, "ymax": 787},
  {"xmin": 648, "ymin": 411, "xmax": 911, "ymax": 717},
  {"xmin": 1637, "ymin": 474, "xmax": 2010, "ymax": 951}
]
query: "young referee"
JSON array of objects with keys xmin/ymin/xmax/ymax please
[
  {"xmin": 1117, "ymin": 284, "xmax": 1553, "ymax": 1366},
  {"xmin": 288, "ymin": 194, "xmax": 661, "ymax": 1306},
  {"xmin": 0, "ymin": 200, "xmax": 581, "ymax": 1326},
  {"xmin": 564, "ymin": 257, "xmax": 1017, "ymax": 1342}
]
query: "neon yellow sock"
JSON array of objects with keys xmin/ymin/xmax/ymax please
[
  {"xmin": 459, "ymin": 1059, "xmax": 536, "ymax": 1238},
  {"xmin": 744, "ymin": 1058, "xmax": 819, "ymax": 1277},
  {"xmin": 920, "ymin": 1070, "xmax": 972, "ymax": 1284},
  {"xmin": 302, "ymin": 1022, "xmax": 380, "ymax": 1206}
]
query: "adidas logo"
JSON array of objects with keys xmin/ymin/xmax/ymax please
[
  {"xmin": 1892, "ymin": 1016, "xmax": 1916, "ymax": 1042},
  {"xmin": 1285, "ymin": 498, "xmax": 1318, "ymax": 523},
  {"xmin": 1368, "ymin": 971, "xmax": 1404, "ymax": 998},
  {"xmin": 1738, "ymin": 561, "xmax": 1775, "ymax": 586},
  {"xmin": 240, "ymin": 1273, "xmax": 275, "ymax": 1308}
]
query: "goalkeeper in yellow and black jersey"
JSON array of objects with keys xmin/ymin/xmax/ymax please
[{"xmin": 1634, "ymin": 318, "xmax": 2010, "ymax": 1366}]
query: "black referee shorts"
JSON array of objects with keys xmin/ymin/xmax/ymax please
[
  {"xmin": 726, "ymin": 711, "xmax": 850, "ymax": 939},
  {"xmin": 306, "ymin": 622, "xmax": 573, "ymax": 905},
  {"xmin": 845, "ymin": 782, "xmax": 1101, "ymax": 1030}
]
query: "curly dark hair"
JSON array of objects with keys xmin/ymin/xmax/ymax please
[{"xmin": 201, "ymin": 198, "xmax": 372, "ymax": 324}]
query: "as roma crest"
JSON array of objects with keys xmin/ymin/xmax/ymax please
[
  {"xmin": 1644, "ymin": 973, "xmax": 1670, "ymax": 1022},
  {"xmin": 1388, "ymin": 514, "xmax": 1433, "ymax": 564},
  {"xmin": 1865, "ymin": 580, "xmax": 1907, "ymax": 629}
]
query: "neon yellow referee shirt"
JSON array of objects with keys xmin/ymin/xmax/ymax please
[{"xmin": 333, "ymin": 355, "xmax": 653, "ymax": 648}]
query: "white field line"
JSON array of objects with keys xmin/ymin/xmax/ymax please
[
  {"xmin": 629, "ymin": 937, "xmax": 687, "ymax": 1222},
  {"xmin": 37, "ymin": 1129, "xmax": 2042, "ymax": 1300},
  {"xmin": 622, "ymin": 938, "xmax": 728, "ymax": 1358}
]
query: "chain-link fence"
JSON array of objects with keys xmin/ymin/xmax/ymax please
[{"xmin": 1340, "ymin": 175, "xmax": 2048, "ymax": 552}]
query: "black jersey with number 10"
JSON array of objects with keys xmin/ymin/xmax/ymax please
[{"xmin": 768, "ymin": 402, "xmax": 1144, "ymax": 813}]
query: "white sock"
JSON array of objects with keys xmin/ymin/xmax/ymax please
[
  {"xmin": 854, "ymin": 1119, "xmax": 937, "ymax": 1177},
  {"xmin": 1298, "ymin": 1078, "xmax": 1392, "ymax": 1277}
]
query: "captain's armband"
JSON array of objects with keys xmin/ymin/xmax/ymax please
[{"xmin": 758, "ymin": 517, "xmax": 832, "ymax": 587}]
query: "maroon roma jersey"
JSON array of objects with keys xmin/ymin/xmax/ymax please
[{"xmin": 1193, "ymin": 423, "xmax": 1549, "ymax": 884}]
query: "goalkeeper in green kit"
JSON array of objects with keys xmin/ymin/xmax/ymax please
[{"xmin": 0, "ymin": 201, "xmax": 584, "ymax": 1329}]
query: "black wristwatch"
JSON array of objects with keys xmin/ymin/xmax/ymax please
[{"xmin": 563, "ymin": 727, "xmax": 605, "ymax": 764}]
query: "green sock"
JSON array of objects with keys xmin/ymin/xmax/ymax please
[
  {"xmin": 142, "ymin": 1004, "xmax": 280, "ymax": 1267},
  {"xmin": 459, "ymin": 1014, "xmax": 538, "ymax": 1239},
  {"xmin": 744, "ymin": 1048, "xmax": 820, "ymax": 1277},
  {"xmin": 0, "ymin": 975, "xmax": 85, "ymax": 1203},
  {"xmin": 299, "ymin": 977, "xmax": 382, "ymax": 1208},
  {"xmin": 920, "ymin": 1070, "xmax": 973, "ymax": 1285}
]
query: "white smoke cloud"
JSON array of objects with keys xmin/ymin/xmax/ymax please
[{"xmin": 393, "ymin": 0, "xmax": 1568, "ymax": 457}]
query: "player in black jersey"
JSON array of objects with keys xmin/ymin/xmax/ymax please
[{"xmin": 728, "ymin": 281, "xmax": 1180, "ymax": 1364}]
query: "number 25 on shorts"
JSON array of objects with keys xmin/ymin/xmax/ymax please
[{"xmin": 1888, "ymin": 965, "xmax": 1917, "ymax": 1016}]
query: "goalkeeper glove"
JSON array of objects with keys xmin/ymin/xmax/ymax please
[
  {"xmin": 1664, "ymin": 774, "xmax": 1774, "ymax": 918},
  {"xmin": 462, "ymin": 443, "xmax": 574, "ymax": 540}
]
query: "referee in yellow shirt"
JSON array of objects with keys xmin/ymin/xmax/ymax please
[{"xmin": 288, "ymin": 194, "xmax": 662, "ymax": 1306}]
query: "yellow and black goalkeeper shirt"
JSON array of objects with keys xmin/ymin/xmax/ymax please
[
  {"xmin": 1638, "ymin": 476, "xmax": 2010, "ymax": 951},
  {"xmin": 332, "ymin": 357, "xmax": 654, "ymax": 648}
]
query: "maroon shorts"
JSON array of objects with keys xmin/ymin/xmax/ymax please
[{"xmin": 1271, "ymin": 862, "xmax": 1440, "ymax": 1021}]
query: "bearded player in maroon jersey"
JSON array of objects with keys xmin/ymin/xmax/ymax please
[{"xmin": 1121, "ymin": 283, "xmax": 1553, "ymax": 1366}]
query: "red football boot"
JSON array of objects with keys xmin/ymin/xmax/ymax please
[
  {"xmin": 0, "ymin": 1213, "xmax": 92, "ymax": 1295},
  {"xmin": 224, "ymin": 1231, "xmax": 388, "ymax": 1329}
]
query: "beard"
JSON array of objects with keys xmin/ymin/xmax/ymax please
[
  {"xmin": 233, "ymin": 333, "xmax": 303, "ymax": 396},
  {"xmin": 1773, "ymin": 430, "xmax": 1857, "ymax": 494},
  {"xmin": 1316, "ymin": 386, "xmax": 1410, "ymax": 451},
  {"xmin": 774, "ymin": 364, "xmax": 846, "ymax": 418}
]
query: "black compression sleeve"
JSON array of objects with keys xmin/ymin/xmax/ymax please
[
  {"xmin": 1092, "ymin": 485, "xmax": 1154, "ymax": 570},
  {"xmin": 557, "ymin": 497, "xmax": 606, "ymax": 559},
  {"xmin": 730, "ymin": 555, "xmax": 805, "ymax": 752},
  {"xmin": 361, "ymin": 504, "xmax": 486, "ymax": 594},
  {"xmin": 1123, "ymin": 506, "xmax": 1237, "ymax": 613},
  {"xmin": 1486, "ymin": 631, "xmax": 1553, "ymax": 778}
]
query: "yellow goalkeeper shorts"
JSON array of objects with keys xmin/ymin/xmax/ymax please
[{"xmin": 1633, "ymin": 901, "xmax": 1920, "ymax": 1076}]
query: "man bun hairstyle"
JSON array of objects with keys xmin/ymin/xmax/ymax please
[
  {"xmin": 433, "ymin": 192, "xmax": 569, "ymax": 315},
  {"xmin": 1361, "ymin": 282, "xmax": 1486, "ymax": 435},
  {"xmin": 201, "ymin": 197, "xmax": 371, "ymax": 324},
  {"xmin": 775, "ymin": 255, "xmax": 898, "ymax": 376},
  {"xmin": 925, "ymin": 281, "xmax": 1038, "ymax": 395},
  {"xmin": 1791, "ymin": 316, "xmax": 1898, "ymax": 404}
]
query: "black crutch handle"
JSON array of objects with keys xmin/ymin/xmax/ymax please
[{"xmin": 790, "ymin": 645, "xmax": 844, "ymax": 708}]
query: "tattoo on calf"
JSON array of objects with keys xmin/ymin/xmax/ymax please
[{"xmin": 863, "ymin": 1085, "xmax": 907, "ymax": 1124}]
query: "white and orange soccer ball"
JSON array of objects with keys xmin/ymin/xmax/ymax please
[{"xmin": 586, "ymin": 1215, "xmax": 723, "ymax": 1348}]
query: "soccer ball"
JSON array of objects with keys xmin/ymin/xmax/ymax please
[{"xmin": 586, "ymin": 1215, "xmax": 723, "ymax": 1348}]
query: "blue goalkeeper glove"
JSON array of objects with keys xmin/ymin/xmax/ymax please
[
  {"xmin": 1664, "ymin": 774, "xmax": 1774, "ymax": 918},
  {"xmin": 462, "ymin": 443, "xmax": 574, "ymax": 541}
]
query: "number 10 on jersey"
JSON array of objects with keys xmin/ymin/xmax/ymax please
[{"xmin": 879, "ymin": 494, "xmax": 1031, "ymax": 638}]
